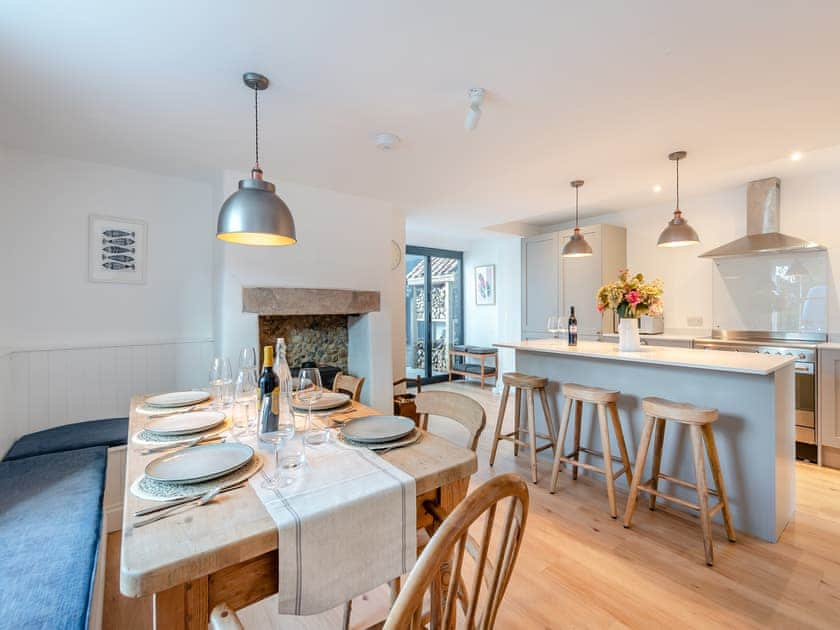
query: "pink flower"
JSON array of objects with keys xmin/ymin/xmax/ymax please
[
  {"xmin": 626, "ymin": 290, "xmax": 641, "ymax": 305},
  {"xmin": 597, "ymin": 304, "xmax": 605, "ymax": 313}
]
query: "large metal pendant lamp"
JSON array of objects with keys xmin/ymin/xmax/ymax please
[
  {"xmin": 562, "ymin": 180, "xmax": 593, "ymax": 257},
  {"xmin": 217, "ymin": 73, "xmax": 297, "ymax": 246},
  {"xmin": 657, "ymin": 150, "xmax": 699, "ymax": 248}
]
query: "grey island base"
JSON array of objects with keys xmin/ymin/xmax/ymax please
[{"xmin": 495, "ymin": 340, "xmax": 795, "ymax": 542}]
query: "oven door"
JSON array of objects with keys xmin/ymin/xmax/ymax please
[{"xmin": 794, "ymin": 362, "xmax": 816, "ymax": 444}]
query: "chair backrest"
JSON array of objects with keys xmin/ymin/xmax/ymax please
[
  {"xmin": 394, "ymin": 375, "xmax": 422, "ymax": 394},
  {"xmin": 332, "ymin": 372, "xmax": 365, "ymax": 401},
  {"xmin": 416, "ymin": 391, "xmax": 486, "ymax": 452},
  {"xmin": 384, "ymin": 473, "xmax": 530, "ymax": 630}
]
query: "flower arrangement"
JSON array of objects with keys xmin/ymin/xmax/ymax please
[{"xmin": 596, "ymin": 269, "xmax": 664, "ymax": 320}]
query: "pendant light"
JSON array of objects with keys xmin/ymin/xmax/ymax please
[
  {"xmin": 562, "ymin": 180, "xmax": 593, "ymax": 257},
  {"xmin": 657, "ymin": 150, "xmax": 699, "ymax": 247},
  {"xmin": 217, "ymin": 73, "xmax": 297, "ymax": 246}
]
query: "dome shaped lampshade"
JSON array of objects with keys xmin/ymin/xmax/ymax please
[
  {"xmin": 217, "ymin": 176, "xmax": 296, "ymax": 246},
  {"xmin": 562, "ymin": 227, "xmax": 593, "ymax": 257},
  {"xmin": 656, "ymin": 210, "xmax": 699, "ymax": 247}
]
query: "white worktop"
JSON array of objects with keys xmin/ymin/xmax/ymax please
[
  {"xmin": 495, "ymin": 339, "xmax": 794, "ymax": 375},
  {"xmin": 599, "ymin": 332, "xmax": 698, "ymax": 342}
]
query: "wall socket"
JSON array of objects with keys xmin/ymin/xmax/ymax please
[{"xmin": 687, "ymin": 316, "xmax": 704, "ymax": 327}]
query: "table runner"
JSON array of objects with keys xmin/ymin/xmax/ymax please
[{"xmin": 246, "ymin": 436, "xmax": 417, "ymax": 615}]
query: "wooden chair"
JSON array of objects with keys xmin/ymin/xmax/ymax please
[
  {"xmin": 416, "ymin": 391, "xmax": 487, "ymax": 452},
  {"xmin": 209, "ymin": 474, "xmax": 530, "ymax": 630},
  {"xmin": 623, "ymin": 397, "xmax": 736, "ymax": 566},
  {"xmin": 333, "ymin": 371, "xmax": 365, "ymax": 401}
]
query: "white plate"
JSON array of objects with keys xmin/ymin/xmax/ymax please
[
  {"xmin": 145, "ymin": 391, "xmax": 210, "ymax": 408},
  {"xmin": 293, "ymin": 391, "xmax": 350, "ymax": 411},
  {"xmin": 145, "ymin": 442, "xmax": 254, "ymax": 484},
  {"xmin": 341, "ymin": 415, "xmax": 416, "ymax": 444},
  {"xmin": 343, "ymin": 429, "xmax": 421, "ymax": 451},
  {"xmin": 144, "ymin": 410, "xmax": 227, "ymax": 436}
]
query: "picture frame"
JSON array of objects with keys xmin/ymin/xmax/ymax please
[
  {"xmin": 475, "ymin": 264, "xmax": 496, "ymax": 305},
  {"xmin": 88, "ymin": 215, "xmax": 148, "ymax": 284}
]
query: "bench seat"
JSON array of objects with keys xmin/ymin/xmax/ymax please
[
  {"xmin": 0, "ymin": 446, "xmax": 108, "ymax": 629},
  {"xmin": 3, "ymin": 417, "xmax": 128, "ymax": 461}
]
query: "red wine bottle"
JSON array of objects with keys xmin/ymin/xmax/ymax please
[{"xmin": 568, "ymin": 306, "xmax": 578, "ymax": 346}]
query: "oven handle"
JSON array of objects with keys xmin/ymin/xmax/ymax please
[{"xmin": 795, "ymin": 362, "xmax": 814, "ymax": 375}]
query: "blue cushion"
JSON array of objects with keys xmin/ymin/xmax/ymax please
[
  {"xmin": 4, "ymin": 417, "xmax": 128, "ymax": 461},
  {"xmin": 0, "ymin": 447, "xmax": 107, "ymax": 629}
]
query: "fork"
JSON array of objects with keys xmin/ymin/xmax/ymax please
[{"xmin": 140, "ymin": 435, "xmax": 223, "ymax": 456}]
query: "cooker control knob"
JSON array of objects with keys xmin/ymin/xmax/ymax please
[{"xmin": 799, "ymin": 353, "xmax": 807, "ymax": 360}]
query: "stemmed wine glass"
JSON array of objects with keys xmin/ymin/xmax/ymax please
[
  {"xmin": 547, "ymin": 315, "xmax": 563, "ymax": 339},
  {"xmin": 297, "ymin": 367, "xmax": 328, "ymax": 445},
  {"xmin": 209, "ymin": 357, "xmax": 233, "ymax": 410},
  {"xmin": 239, "ymin": 346, "xmax": 258, "ymax": 373},
  {"xmin": 234, "ymin": 367, "xmax": 259, "ymax": 436}
]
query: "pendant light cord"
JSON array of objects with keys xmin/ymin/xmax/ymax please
[
  {"xmin": 675, "ymin": 156, "xmax": 680, "ymax": 209},
  {"xmin": 575, "ymin": 186, "xmax": 580, "ymax": 227},
  {"xmin": 254, "ymin": 88, "xmax": 260, "ymax": 170}
]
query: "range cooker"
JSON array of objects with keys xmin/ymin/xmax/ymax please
[{"xmin": 693, "ymin": 331, "xmax": 824, "ymax": 452}]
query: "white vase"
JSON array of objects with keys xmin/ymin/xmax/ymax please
[{"xmin": 618, "ymin": 318, "xmax": 642, "ymax": 352}]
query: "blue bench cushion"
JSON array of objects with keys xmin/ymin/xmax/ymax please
[
  {"xmin": 4, "ymin": 417, "xmax": 128, "ymax": 461},
  {"xmin": 0, "ymin": 446, "xmax": 107, "ymax": 629},
  {"xmin": 452, "ymin": 345, "xmax": 497, "ymax": 355}
]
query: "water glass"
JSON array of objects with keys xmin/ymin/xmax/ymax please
[
  {"xmin": 209, "ymin": 357, "xmax": 233, "ymax": 410},
  {"xmin": 298, "ymin": 368, "xmax": 328, "ymax": 445},
  {"xmin": 233, "ymin": 368, "xmax": 258, "ymax": 436}
]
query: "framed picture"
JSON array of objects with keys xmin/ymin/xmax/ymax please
[
  {"xmin": 475, "ymin": 264, "xmax": 496, "ymax": 305},
  {"xmin": 88, "ymin": 215, "xmax": 147, "ymax": 284}
]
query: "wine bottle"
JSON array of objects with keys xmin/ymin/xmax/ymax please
[
  {"xmin": 568, "ymin": 306, "xmax": 578, "ymax": 346},
  {"xmin": 258, "ymin": 345, "xmax": 278, "ymax": 414}
]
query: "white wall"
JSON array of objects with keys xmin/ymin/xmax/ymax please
[
  {"xmin": 216, "ymin": 171, "xmax": 405, "ymax": 412},
  {"xmin": 463, "ymin": 236, "xmax": 522, "ymax": 380},
  {"xmin": 0, "ymin": 147, "xmax": 216, "ymax": 452}
]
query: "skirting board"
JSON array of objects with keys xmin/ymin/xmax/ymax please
[
  {"xmin": 105, "ymin": 445, "xmax": 126, "ymax": 533},
  {"xmin": 821, "ymin": 444, "xmax": 840, "ymax": 469}
]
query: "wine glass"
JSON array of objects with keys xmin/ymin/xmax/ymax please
[
  {"xmin": 239, "ymin": 346, "xmax": 258, "ymax": 373},
  {"xmin": 260, "ymin": 394, "xmax": 302, "ymax": 489},
  {"xmin": 234, "ymin": 368, "xmax": 259, "ymax": 436},
  {"xmin": 208, "ymin": 357, "xmax": 233, "ymax": 410},
  {"xmin": 297, "ymin": 367, "xmax": 327, "ymax": 445},
  {"xmin": 547, "ymin": 315, "xmax": 563, "ymax": 339}
]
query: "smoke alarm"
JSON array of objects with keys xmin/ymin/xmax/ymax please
[{"xmin": 375, "ymin": 132, "xmax": 400, "ymax": 150}]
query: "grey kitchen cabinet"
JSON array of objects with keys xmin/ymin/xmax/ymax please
[
  {"xmin": 818, "ymin": 347, "xmax": 840, "ymax": 451},
  {"xmin": 601, "ymin": 334, "xmax": 693, "ymax": 349},
  {"xmin": 522, "ymin": 224, "xmax": 626, "ymax": 339}
]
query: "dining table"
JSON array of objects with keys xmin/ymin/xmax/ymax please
[{"xmin": 119, "ymin": 395, "xmax": 478, "ymax": 629}]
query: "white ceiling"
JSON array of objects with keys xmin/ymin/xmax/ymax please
[{"xmin": 4, "ymin": 1, "xmax": 840, "ymax": 237}]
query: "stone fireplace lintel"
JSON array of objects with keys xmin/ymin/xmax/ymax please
[{"xmin": 242, "ymin": 287, "xmax": 380, "ymax": 316}]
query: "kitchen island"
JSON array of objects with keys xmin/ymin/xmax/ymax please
[{"xmin": 495, "ymin": 339, "xmax": 795, "ymax": 542}]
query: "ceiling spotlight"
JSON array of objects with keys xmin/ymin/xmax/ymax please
[
  {"xmin": 790, "ymin": 151, "xmax": 803, "ymax": 161},
  {"xmin": 652, "ymin": 184, "xmax": 663, "ymax": 193},
  {"xmin": 375, "ymin": 132, "xmax": 400, "ymax": 151},
  {"xmin": 464, "ymin": 87, "xmax": 486, "ymax": 131}
]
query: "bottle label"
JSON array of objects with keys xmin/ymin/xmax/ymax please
[{"xmin": 570, "ymin": 324, "xmax": 577, "ymax": 333}]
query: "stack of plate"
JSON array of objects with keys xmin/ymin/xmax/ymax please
[
  {"xmin": 340, "ymin": 415, "xmax": 420, "ymax": 451},
  {"xmin": 292, "ymin": 391, "xmax": 350, "ymax": 412},
  {"xmin": 143, "ymin": 397, "xmax": 254, "ymax": 484},
  {"xmin": 144, "ymin": 390, "xmax": 210, "ymax": 409}
]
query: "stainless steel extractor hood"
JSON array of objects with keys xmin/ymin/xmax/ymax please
[{"xmin": 699, "ymin": 177, "xmax": 825, "ymax": 258}]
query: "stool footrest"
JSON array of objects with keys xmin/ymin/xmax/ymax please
[
  {"xmin": 656, "ymin": 473, "xmax": 721, "ymax": 496},
  {"xmin": 638, "ymin": 482, "xmax": 726, "ymax": 516},
  {"xmin": 557, "ymin": 455, "xmax": 628, "ymax": 479}
]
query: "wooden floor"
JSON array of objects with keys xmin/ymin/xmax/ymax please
[{"xmin": 105, "ymin": 380, "xmax": 840, "ymax": 629}]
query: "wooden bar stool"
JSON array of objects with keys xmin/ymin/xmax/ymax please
[
  {"xmin": 623, "ymin": 397, "xmax": 736, "ymax": 566},
  {"xmin": 489, "ymin": 372, "xmax": 557, "ymax": 484},
  {"xmin": 549, "ymin": 383, "xmax": 633, "ymax": 518}
]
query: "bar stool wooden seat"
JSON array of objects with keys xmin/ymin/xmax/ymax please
[
  {"xmin": 549, "ymin": 383, "xmax": 633, "ymax": 518},
  {"xmin": 623, "ymin": 396, "xmax": 736, "ymax": 566},
  {"xmin": 489, "ymin": 372, "xmax": 557, "ymax": 484}
]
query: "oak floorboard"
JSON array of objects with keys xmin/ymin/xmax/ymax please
[{"xmin": 104, "ymin": 381, "xmax": 840, "ymax": 629}]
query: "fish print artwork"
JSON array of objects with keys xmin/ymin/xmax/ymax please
[{"xmin": 89, "ymin": 215, "xmax": 146, "ymax": 283}]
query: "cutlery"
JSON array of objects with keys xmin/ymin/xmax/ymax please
[
  {"xmin": 140, "ymin": 435, "xmax": 224, "ymax": 456},
  {"xmin": 133, "ymin": 483, "xmax": 246, "ymax": 527},
  {"xmin": 144, "ymin": 403, "xmax": 210, "ymax": 418},
  {"xmin": 133, "ymin": 481, "xmax": 247, "ymax": 517}
]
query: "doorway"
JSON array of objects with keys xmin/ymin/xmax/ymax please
[{"xmin": 405, "ymin": 246, "xmax": 464, "ymax": 384}]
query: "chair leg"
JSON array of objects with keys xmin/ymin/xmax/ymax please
[
  {"xmin": 550, "ymin": 396, "xmax": 573, "ymax": 494},
  {"xmin": 342, "ymin": 600, "xmax": 352, "ymax": 630},
  {"xmin": 489, "ymin": 384, "xmax": 510, "ymax": 467},
  {"xmin": 596, "ymin": 403, "xmax": 618, "ymax": 518},
  {"xmin": 389, "ymin": 576, "xmax": 402, "ymax": 606},
  {"xmin": 538, "ymin": 387, "xmax": 558, "ymax": 455},
  {"xmin": 624, "ymin": 415, "xmax": 655, "ymax": 528},
  {"xmin": 703, "ymin": 424, "xmax": 736, "ymax": 543},
  {"xmin": 690, "ymin": 425, "xmax": 715, "ymax": 566},
  {"xmin": 648, "ymin": 418, "xmax": 666, "ymax": 511},
  {"xmin": 513, "ymin": 388, "xmax": 522, "ymax": 457},
  {"xmin": 526, "ymin": 389, "xmax": 539, "ymax": 483},
  {"xmin": 608, "ymin": 402, "xmax": 634, "ymax": 486},
  {"xmin": 572, "ymin": 400, "xmax": 582, "ymax": 480}
]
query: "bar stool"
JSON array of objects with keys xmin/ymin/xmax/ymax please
[
  {"xmin": 489, "ymin": 372, "xmax": 557, "ymax": 483},
  {"xmin": 623, "ymin": 397, "xmax": 736, "ymax": 566},
  {"xmin": 549, "ymin": 383, "xmax": 634, "ymax": 518}
]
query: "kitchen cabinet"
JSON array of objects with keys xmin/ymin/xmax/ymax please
[
  {"xmin": 522, "ymin": 224, "xmax": 626, "ymax": 338},
  {"xmin": 818, "ymin": 347, "xmax": 840, "ymax": 452},
  {"xmin": 600, "ymin": 334, "xmax": 694, "ymax": 349}
]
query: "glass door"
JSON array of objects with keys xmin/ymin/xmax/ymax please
[{"xmin": 405, "ymin": 246, "xmax": 464, "ymax": 384}]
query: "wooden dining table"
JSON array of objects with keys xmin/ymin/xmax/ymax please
[{"xmin": 120, "ymin": 395, "xmax": 478, "ymax": 629}]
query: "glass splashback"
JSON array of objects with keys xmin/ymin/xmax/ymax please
[{"xmin": 712, "ymin": 251, "xmax": 827, "ymax": 333}]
